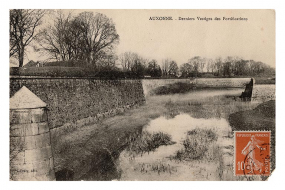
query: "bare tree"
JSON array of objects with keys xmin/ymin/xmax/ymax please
[
  {"xmin": 74, "ymin": 12, "xmax": 119, "ymax": 67},
  {"xmin": 180, "ymin": 63, "xmax": 193, "ymax": 77},
  {"xmin": 10, "ymin": 9, "xmax": 46, "ymax": 67},
  {"xmin": 214, "ymin": 57, "xmax": 223, "ymax": 76},
  {"xmin": 118, "ymin": 53, "xmax": 127, "ymax": 71},
  {"xmin": 96, "ymin": 48, "xmax": 118, "ymax": 69},
  {"xmin": 119, "ymin": 52, "xmax": 141, "ymax": 71},
  {"xmin": 161, "ymin": 58, "xmax": 171, "ymax": 76},
  {"xmin": 35, "ymin": 10, "xmax": 73, "ymax": 62},
  {"xmin": 188, "ymin": 56, "xmax": 205, "ymax": 77},
  {"xmin": 206, "ymin": 58, "xmax": 214, "ymax": 73},
  {"xmin": 35, "ymin": 11, "xmax": 119, "ymax": 67},
  {"xmin": 168, "ymin": 60, "xmax": 179, "ymax": 77},
  {"xmin": 147, "ymin": 59, "xmax": 161, "ymax": 77}
]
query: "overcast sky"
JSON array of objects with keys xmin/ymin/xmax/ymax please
[{"xmin": 23, "ymin": 9, "xmax": 275, "ymax": 68}]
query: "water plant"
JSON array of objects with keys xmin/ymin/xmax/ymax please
[
  {"xmin": 174, "ymin": 128, "xmax": 218, "ymax": 161},
  {"xmin": 126, "ymin": 131, "xmax": 175, "ymax": 156}
]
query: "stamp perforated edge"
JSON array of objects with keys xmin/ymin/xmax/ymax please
[{"xmin": 233, "ymin": 130, "xmax": 272, "ymax": 177}]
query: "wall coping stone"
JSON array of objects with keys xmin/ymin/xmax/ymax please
[{"xmin": 10, "ymin": 86, "xmax": 47, "ymax": 109}]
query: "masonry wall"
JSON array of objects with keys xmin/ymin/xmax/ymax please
[
  {"xmin": 142, "ymin": 78, "xmax": 251, "ymax": 96},
  {"xmin": 195, "ymin": 78, "xmax": 251, "ymax": 88},
  {"xmin": 142, "ymin": 79, "xmax": 195, "ymax": 96},
  {"xmin": 10, "ymin": 77, "xmax": 145, "ymax": 129}
]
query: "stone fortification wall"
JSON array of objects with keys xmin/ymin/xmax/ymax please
[
  {"xmin": 142, "ymin": 78, "xmax": 251, "ymax": 96},
  {"xmin": 10, "ymin": 77, "xmax": 145, "ymax": 129}
]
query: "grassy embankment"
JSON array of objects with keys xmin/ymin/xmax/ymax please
[
  {"xmin": 51, "ymin": 101, "xmax": 168, "ymax": 180},
  {"xmin": 229, "ymin": 100, "xmax": 276, "ymax": 177}
]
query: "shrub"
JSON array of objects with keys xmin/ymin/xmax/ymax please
[
  {"xmin": 126, "ymin": 131, "xmax": 174, "ymax": 156},
  {"xmin": 174, "ymin": 128, "xmax": 218, "ymax": 161}
]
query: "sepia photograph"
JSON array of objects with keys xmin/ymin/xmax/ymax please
[{"xmin": 9, "ymin": 9, "xmax": 276, "ymax": 182}]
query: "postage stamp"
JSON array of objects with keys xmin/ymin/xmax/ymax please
[{"xmin": 234, "ymin": 131, "xmax": 271, "ymax": 176}]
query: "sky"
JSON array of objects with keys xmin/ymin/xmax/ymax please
[{"xmin": 19, "ymin": 9, "xmax": 275, "ymax": 68}]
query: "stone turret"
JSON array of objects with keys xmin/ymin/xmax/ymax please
[{"xmin": 10, "ymin": 86, "xmax": 55, "ymax": 181}]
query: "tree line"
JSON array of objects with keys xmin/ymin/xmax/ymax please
[
  {"xmin": 117, "ymin": 54, "xmax": 274, "ymax": 78},
  {"xmin": 10, "ymin": 10, "xmax": 119, "ymax": 68},
  {"xmin": 179, "ymin": 56, "xmax": 275, "ymax": 78},
  {"xmin": 117, "ymin": 52, "xmax": 187, "ymax": 78},
  {"xmin": 10, "ymin": 9, "xmax": 274, "ymax": 78}
]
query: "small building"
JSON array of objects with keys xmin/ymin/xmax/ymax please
[{"xmin": 24, "ymin": 60, "xmax": 45, "ymax": 67}]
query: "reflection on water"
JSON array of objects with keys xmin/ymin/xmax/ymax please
[
  {"xmin": 116, "ymin": 88, "xmax": 253, "ymax": 180},
  {"xmin": 82, "ymin": 88, "xmax": 262, "ymax": 181},
  {"xmin": 56, "ymin": 84, "xmax": 273, "ymax": 181},
  {"xmin": 118, "ymin": 113, "xmax": 234, "ymax": 180},
  {"xmin": 141, "ymin": 114, "xmax": 231, "ymax": 159},
  {"xmin": 145, "ymin": 114, "xmax": 231, "ymax": 142}
]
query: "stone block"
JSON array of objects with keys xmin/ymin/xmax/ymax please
[
  {"xmin": 10, "ymin": 110, "xmax": 31, "ymax": 124},
  {"xmin": 24, "ymin": 146, "xmax": 52, "ymax": 163},
  {"xmin": 10, "ymin": 136, "xmax": 25, "ymax": 151},
  {"xmin": 32, "ymin": 160, "xmax": 52, "ymax": 176},
  {"xmin": 24, "ymin": 133, "xmax": 51, "ymax": 150},
  {"xmin": 38, "ymin": 122, "xmax": 50, "ymax": 134},
  {"xmin": 10, "ymin": 151, "xmax": 25, "ymax": 165},
  {"xmin": 26, "ymin": 123, "xmax": 41, "ymax": 136},
  {"xmin": 10, "ymin": 124, "xmax": 27, "ymax": 137},
  {"xmin": 10, "ymin": 123, "xmax": 48, "ymax": 137},
  {"xmin": 10, "ymin": 162, "xmax": 34, "ymax": 172},
  {"xmin": 10, "ymin": 86, "xmax": 47, "ymax": 110},
  {"xmin": 10, "ymin": 133, "xmax": 51, "ymax": 151},
  {"xmin": 31, "ymin": 108, "xmax": 47, "ymax": 123},
  {"xmin": 49, "ymin": 157, "xmax": 54, "ymax": 170}
]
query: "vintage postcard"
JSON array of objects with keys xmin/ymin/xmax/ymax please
[{"xmin": 9, "ymin": 9, "xmax": 275, "ymax": 181}]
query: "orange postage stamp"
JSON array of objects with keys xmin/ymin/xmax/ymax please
[{"xmin": 234, "ymin": 131, "xmax": 271, "ymax": 176}]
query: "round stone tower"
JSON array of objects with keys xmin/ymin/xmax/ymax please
[{"xmin": 10, "ymin": 86, "xmax": 55, "ymax": 181}]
